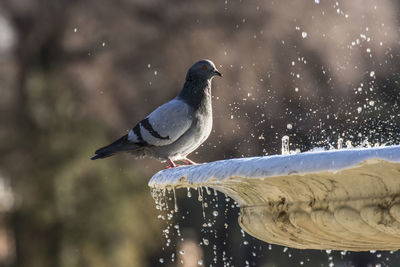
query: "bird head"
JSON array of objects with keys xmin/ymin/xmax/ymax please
[{"xmin": 186, "ymin": 59, "xmax": 222, "ymax": 81}]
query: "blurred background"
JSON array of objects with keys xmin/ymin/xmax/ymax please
[{"xmin": 1, "ymin": 0, "xmax": 400, "ymax": 266}]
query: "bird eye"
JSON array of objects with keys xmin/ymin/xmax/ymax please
[{"xmin": 202, "ymin": 65, "xmax": 208, "ymax": 70}]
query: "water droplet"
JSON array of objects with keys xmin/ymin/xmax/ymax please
[
  {"xmin": 315, "ymin": 0, "xmax": 320, "ymax": 3},
  {"xmin": 370, "ymin": 71, "xmax": 375, "ymax": 77},
  {"xmin": 346, "ymin": 141, "xmax": 353, "ymax": 149},
  {"xmin": 369, "ymin": 100, "xmax": 375, "ymax": 106},
  {"xmin": 357, "ymin": 107, "xmax": 362, "ymax": 113},
  {"xmin": 212, "ymin": 210, "xmax": 219, "ymax": 217},
  {"xmin": 205, "ymin": 187, "xmax": 211, "ymax": 195},
  {"xmin": 281, "ymin": 135, "xmax": 290, "ymax": 155},
  {"xmin": 203, "ymin": 238, "xmax": 209, "ymax": 246},
  {"xmin": 362, "ymin": 139, "xmax": 371, "ymax": 148},
  {"xmin": 198, "ymin": 187, "xmax": 206, "ymax": 219},
  {"xmin": 287, "ymin": 123, "xmax": 293, "ymax": 130},
  {"xmin": 159, "ymin": 258, "xmax": 164, "ymax": 263},
  {"xmin": 337, "ymin": 138, "xmax": 343, "ymax": 149},
  {"xmin": 302, "ymin": 31, "xmax": 308, "ymax": 38},
  {"xmin": 198, "ymin": 260, "xmax": 203, "ymax": 266},
  {"xmin": 73, "ymin": 28, "xmax": 77, "ymax": 33},
  {"xmin": 172, "ymin": 187, "xmax": 178, "ymax": 212},
  {"xmin": 102, "ymin": 42, "xmax": 106, "ymax": 47},
  {"xmin": 240, "ymin": 229, "xmax": 245, "ymax": 237}
]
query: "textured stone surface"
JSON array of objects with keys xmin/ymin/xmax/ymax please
[{"xmin": 149, "ymin": 146, "xmax": 400, "ymax": 251}]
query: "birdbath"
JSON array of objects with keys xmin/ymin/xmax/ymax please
[{"xmin": 149, "ymin": 145, "xmax": 400, "ymax": 251}]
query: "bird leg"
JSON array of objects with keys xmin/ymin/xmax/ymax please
[
  {"xmin": 166, "ymin": 158, "xmax": 177, "ymax": 169},
  {"xmin": 166, "ymin": 158, "xmax": 196, "ymax": 168},
  {"xmin": 183, "ymin": 158, "xmax": 197, "ymax": 165}
]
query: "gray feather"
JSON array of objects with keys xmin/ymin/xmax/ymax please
[{"xmin": 91, "ymin": 135, "xmax": 142, "ymax": 160}]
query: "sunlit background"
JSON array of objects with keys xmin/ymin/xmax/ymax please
[{"xmin": 1, "ymin": 0, "xmax": 400, "ymax": 266}]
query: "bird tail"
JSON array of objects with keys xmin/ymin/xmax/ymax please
[{"xmin": 91, "ymin": 135, "xmax": 139, "ymax": 160}]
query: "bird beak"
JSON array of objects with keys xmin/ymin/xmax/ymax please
[{"xmin": 214, "ymin": 70, "xmax": 223, "ymax": 77}]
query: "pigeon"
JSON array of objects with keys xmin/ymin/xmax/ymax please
[{"xmin": 91, "ymin": 59, "xmax": 222, "ymax": 168}]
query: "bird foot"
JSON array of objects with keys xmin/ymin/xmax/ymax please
[
  {"xmin": 165, "ymin": 164, "xmax": 184, "ymax": 169},
  {"xmin": 165, "ymin": 158, "xmax": 197, "ymax": 169},
  {"xmin": 166, "ymin": 159, "xmax": 181, "ymax": 169},
  {"xmin": 183, "ymin": 158, "xmax": 197, "ymax": 165}
]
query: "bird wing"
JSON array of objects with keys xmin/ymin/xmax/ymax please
[{"xmin": 127, "ymin": 98, "xmax": 193, "ymax": 146}]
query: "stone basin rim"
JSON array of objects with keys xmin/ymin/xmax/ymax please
[{"xmin": 148, "ymin": 145, "xmax": 400, "ymax": 188}]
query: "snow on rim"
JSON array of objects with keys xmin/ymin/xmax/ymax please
[{"xmin": 148, "ymin": 145, "xmax": 400, "ymax": 188}]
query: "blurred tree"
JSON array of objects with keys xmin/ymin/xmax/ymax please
[{"xmin": 0, "ymin": 0, "xmax": 399, "ymax": 266}]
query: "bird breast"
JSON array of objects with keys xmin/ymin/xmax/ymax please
[{"xmin": 195, "ymin": 96, "xmax": 213, "ymax": 144}]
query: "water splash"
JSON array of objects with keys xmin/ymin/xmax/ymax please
[
  {"xmin": 281, "ymin": 135, "xmax": 290, "ymax": 155},
  {"xmin": 172, "ymin": 187, "xmax": 178, "ymax": 212},
  {"xmin": 337, "ymin": 138, "xmax": 344, "ymax": 149},
  {"xmin": 198, "ymin": 187, "xmax": 206, "ymax": 219}
]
